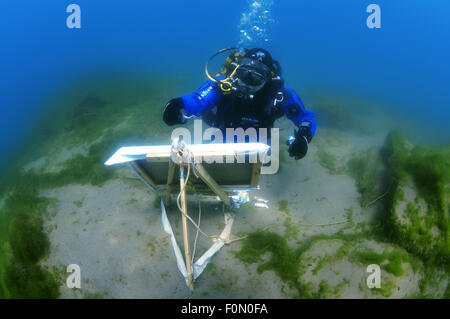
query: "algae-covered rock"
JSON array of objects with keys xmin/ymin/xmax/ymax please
[
  {"xmin": 381, "ymin": 131, "xmax": 450, "ymax": 264},
  {"xmin": 346, "ymin": 147, "xmax": 385, "ymax": 207}
]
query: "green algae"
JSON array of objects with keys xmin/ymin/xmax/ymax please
[
  {"xmin": 372, "ymin": 276, "xmax": 397, "ymax": 298},
  {"xmin": 283, "ymin": 217, "xmax": 299, "ymax": 240},
  {"xmin": 1, "ymin": 74, "xmax": 449, "ymax": 299},
  {"xmin": 346, "ymin": 147, "xmax": 385, "ymax": 206},
  {"xmin": 311, "ymin": 241, "xmax": 352, "ymax": 275},
  {"xmin": 153, "ymin": 195, "xmax": 161, "ymax": 209},
  {"xmin": 316, "ymin": 148, "xmax": 343, "ymax": 175},
  {"xmin": 349, "ymin": 248, "xmax": 411, "ymax": 277},
  {"xmin": 3, "ymin": 261, "xmax": 59, "ymax": 298},
  {"xmin": 232, "ymin": 228, "xmax": 377, "ymax": 298},
  {"xmin": 232, "ymin": 225, "xmax": 437, "ymax": 298},
  {"xmin": 0, "ymin": 187, "xmax": 58, "ymax": 298},
  {"xmin": 0, "ymin": 76, "xmax": 185, "ymax": 298},
  {"xmin": 232, "ymin": 230, "xmax": 312, "ymax": 298},
  {"xmin": 278, "ymin": 199, "xmax": 290, "ymax": 214},
  {"xmin": 381, "ymin": 131, "xmax": 450, "ymax": 265},
  {"xmin": 313, "ymin": 279, "xmax": 350, "ymax": 299}
]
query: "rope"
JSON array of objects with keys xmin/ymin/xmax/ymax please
[
  {"xmin": 295, "ymin": 220, "xmax": 348, "ymax": 227},
  {"xmin": 254, "ymin": 181, "xmax": 396, "ymax": 231},
  {"xmin": 260, "ymin": 219, "xmax": 349, "ymax": 231},
  {"xmin": 191, "ymin": 201, "xmax": 201, "ymax": 264},
  {"xmin": 173, "ymin": 147, "xmax": 259, "ymax": 255},
  {"xmin": 175, "ymin": 149, "xmax": 219, "ymax": 242},
  {"xmin": 224, "ymin": 235, "xmax": 248, "ymax": 244},
  {"xmin": 364, "ymin": 181, "xmax": 393, "ymax": 208}
]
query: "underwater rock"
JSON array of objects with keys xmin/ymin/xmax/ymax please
[
  {"xmin": 346, "ymin": 146, "xmax": 385, "ymax": 206},
  {"xmin": 381, "ymin": 130, "xmax": 450, "ymax": 264}
]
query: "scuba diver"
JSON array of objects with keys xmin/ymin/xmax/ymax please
[{"xmin": 163, "ymin": 48, "xmax": 317, "ymax": 160}]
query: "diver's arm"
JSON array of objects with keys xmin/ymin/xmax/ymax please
[
  {"xmin": 163, "ymin": 80, "xmax": 221, "ymax": 126},
  {"xmin": 282, "ymin": 88, "xmax": 317, "ymax": 159}
]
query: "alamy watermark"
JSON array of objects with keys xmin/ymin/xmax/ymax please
[
  {"xmin": 66, "ymin": 264, "xmax": 81, "ymax": 289},
  {"xmin": 171, "ymin": 120, "xmax": 280, "ymax": 175},
  {"xmin": 66, "ymin": 4, "xmax": 81, "ymax": 29},
  {"xmin": 366, "ymin": 4, "xmax": 381, "ymax": 29},
  {"xmin": 366, "ymin": 264, "xmax": 381, "ymax": 288}
]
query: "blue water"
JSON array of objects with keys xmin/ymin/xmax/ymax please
[{"xmin": 1, "ymin": 0, "xmax": 449, "ymax": 166}]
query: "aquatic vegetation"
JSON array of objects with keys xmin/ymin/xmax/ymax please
[
  {"xmin": 0, "ymin": 77, "xmax": 178, "ymax": 193},
  {"xmin": 444, "ymin": 282, "xmax": 450, "ymax": 299},
  {"xmin": 241, "ymin": 203, "xmax": 257, "ymax": 214},
  {"xmin": 314, "ymin": 140, "xmax": 347, "ymax": 175},
  {"xmin": 233, "ymin": 230, "xmax": 363, "ymax": 298},
  {"xmin": 0, "ymin": 187, "xmax": 58, "ymax": 298},
  {"xmin": 232, "ymin": 230, "xmax": 312, "ymax": 298},
  {"xmin": 73, "ymin": 200, "xmax": 83, "ymax": 208},
  {"xmin": 283, "ymin": 217, "xmax": 299, "ymax": 240},
  {"xmin": 318, "ymin": 148, "xmax": 348, "ymax": 175},
  {"xmin": 3, "ymin": 262, "xmax": 59, "ymax": 298},
  {"xmin": 0, "ymin": 74, "xmax": 448, "ymax": 298},
  {"xmin": 311, "ymin": 241, "xmax": 352, "ymax": 275},
  {"xmin": 232, "ymin": 225, "xmax": 443, "ymax": 298},
  {"xmin": 82, "ymin": 291, "xmax": 109, "ymax": 299},
  {"xmin": 297, "ymin": 176, "xmax": 310, "ymax": 183},
  {"xmin": 349, "ymin": 248, "xmax": 412, "ymax": 277},
  {"xmin": 346, "ymin": 147, "xmax": 385, "ymax": 206},
  {"xmin": 344, "ymin": 207, "xmax": 355, "ymax": 227},
  {"xmin": 0, "ymin": 77, "xmax": 185, "ymax": 298},
  {"xmin": 372, "ymin": 276, "xmax": 397, "ymax": 298},
  {"xmin": 316, "ymin": 148, "xmax": 338, "ymax": 174},
  {"xmin": 153, "ymin": 195, "xmax": 162, "ymax": 209},
  {"xmin": 9, "ymin": 213, "xmax": 49, "ymax": 265},
  {"xmin": 380, "ymin": 130, "xmax": 450, "ymax": 265},
  {"xmin": 278, "ymin": 199, "xmax": 290, "ymax": 214},
  {"xmin": 313, "ymin": 279, "xmax": 350, "ymax": 299}
]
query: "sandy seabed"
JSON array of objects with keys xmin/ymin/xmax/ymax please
[{"xmin": 22, "ymin": 118, "xmax": 446, "ymax": 299}]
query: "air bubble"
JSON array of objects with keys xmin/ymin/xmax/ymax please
[{"xmin": 237, "ymin": 0, "xmax": 274, "ymax": 47}]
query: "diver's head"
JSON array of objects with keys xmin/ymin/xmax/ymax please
[
  {"xmin": 234, "ymin": 56, "xmax": 271, "ymax": 98},
  {"xmin": 245, "ymin": 48, "xmax": 273, "ymax": 68},
  {"xmin": 206, "ymin": 47, "xmax": 281, "ymax": 99},
  {"xmin": 231, "ymin": 48, "xmax": 276, "ymax": 99}
]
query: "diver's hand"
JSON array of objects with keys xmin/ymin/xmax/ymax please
[
  {"xmin": 163, "ymin": 98, "xmax": 187, "ymax": 126},
  {"xmin": 288, "ymin": 135, "xmax": 308, "ymax": 160},
  {"xmin": 287, "ymin": 126, "xmax": 312, "ymax": 160}
]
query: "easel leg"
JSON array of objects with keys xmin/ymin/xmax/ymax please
[
  {"xmin": 166, "ymin": 160, "xmax": 176, "ymax": 204},
  {"xmin": 180, "ymin": 165, "xmax": 194, "ymax": 291}
]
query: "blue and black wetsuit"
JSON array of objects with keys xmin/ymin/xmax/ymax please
[
  {"xmin": 163, "ymin": 47, "xmax": 317, "ymax": 159},
  {"xmin": 180, "ymin": 77, "xmax": 317, "ymax": 141}
]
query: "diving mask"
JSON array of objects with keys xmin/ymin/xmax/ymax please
[{"xmin": 233, "ymin": 57, "xmax": 271, "ymax": 97}]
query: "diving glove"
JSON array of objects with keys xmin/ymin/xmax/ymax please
[
  {"xmin": 163, "ymin": 97, "xmax": 187, "ymax": 126},
  {"xmin": 287, "ymin": 122, "xmax": 312, "ymax": 160}
]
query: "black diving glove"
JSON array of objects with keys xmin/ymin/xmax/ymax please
[
  {"xmin": 163, "ymin": 97, "xmax": 187, "ymax": 126},
  {"xmin": 287, "ymin": 123, "xmax": 312, "ymax": 160}
]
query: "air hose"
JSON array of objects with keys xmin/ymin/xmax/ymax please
[{"xmin": 205, "ymin": 47, "xmax": 241, "ymax": 93}]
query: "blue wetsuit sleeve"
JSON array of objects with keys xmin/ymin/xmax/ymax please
[
  {"xmin": 181, "ymin": 80, "xmax": 222, "ymax": 117},
  {"xmin": 282, "ymin": 88, "xmax": 317, "ymax": 137}
]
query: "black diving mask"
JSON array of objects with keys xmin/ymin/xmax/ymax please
[{"xmin": 232, "ymin": 57, "xmax": 271, "ymax": 98}]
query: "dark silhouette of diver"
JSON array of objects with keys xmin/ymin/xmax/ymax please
[{"xmin": 163, "ymin": 48, "xmax": 317, "ymax": 160}]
